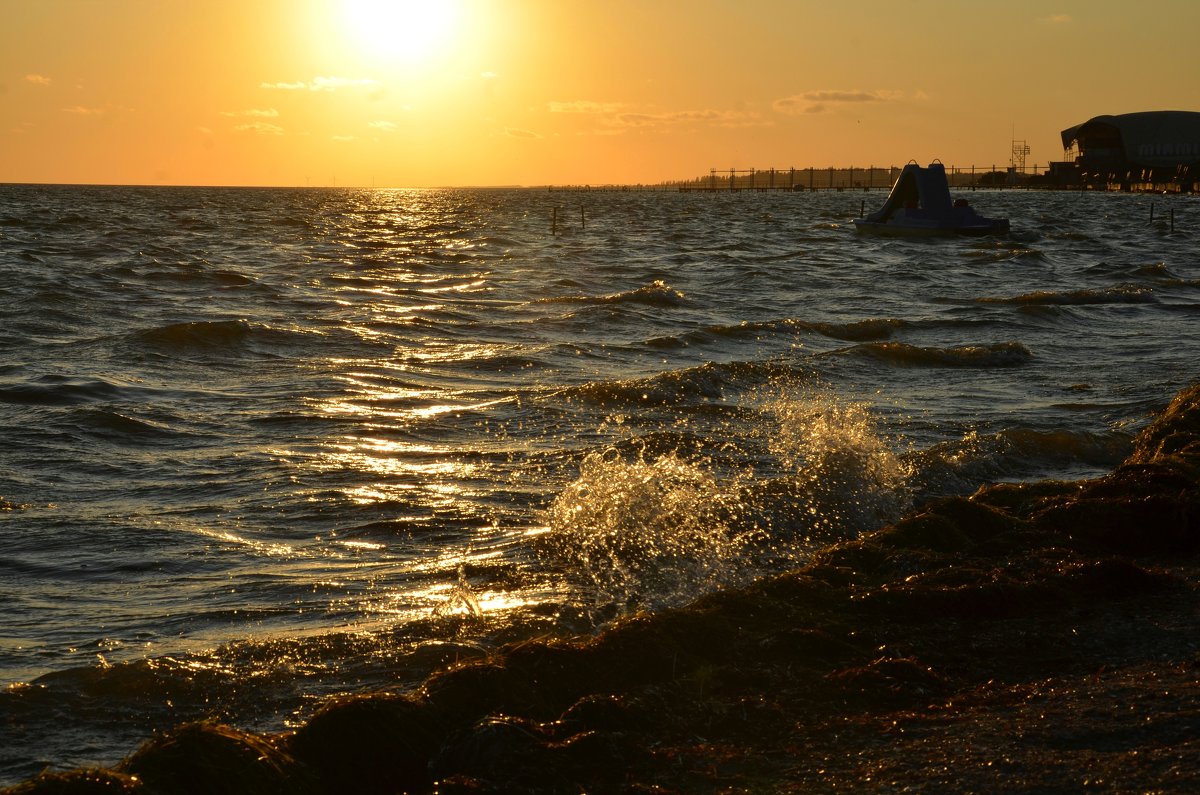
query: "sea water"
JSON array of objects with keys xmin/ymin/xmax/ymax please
[{"xmin": 0, "ymin": 184, "xmax": 1196, "ymax": 781}]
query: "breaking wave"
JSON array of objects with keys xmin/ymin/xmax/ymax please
[{"xmin": 539, "ymin": 384, "xmax": 913, "ymax": 611}]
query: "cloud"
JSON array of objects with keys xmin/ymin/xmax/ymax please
[
  {"xmin": 234, "ymin": 121, "xmax": 284, "ymax": 135},
  {"xmin": 368, "ymin": 120, "xmax": 398, "ymax": 131},
  {"xmin": 62, "ymin": 105, "xmax": 104, "ymax": 116},
  {"xmin": 549, "ymin": 101, "xmax": 756, "ymax": 126},
  {"xmin": 505, "ymin": 127, "xmax": 542, "ymax": 139},
  {"xmin": 261, "ymin": 76, "xmax": 379, "ymax": 92},
  {"xmin": 221, "ymin": 108, "xmax": 279, "ymax": 118},
  {"xmin": 773, "ymin": 89, "xmax": 901, "ymax": 115},
  {"xmin": 1040, "ymin": 13, "xmax": 1072, "ymax": 23},
  {"xmin": 612, "ymin": 108, "xmax": 760, "ymax": 129},
  {"xmin": 545, "ymin": 99, "xmax": 764, "ymax": 135},
  {"xmin": 25, "ymin": 74, "xmax": 52, "ymax": 86},
  {"xmin": 548, "ymin": 100, "xmax": 622, "ymax": 114},
  {"xmin": 480, "ymin": 71, "xmax": 498, "ymax": 79}
]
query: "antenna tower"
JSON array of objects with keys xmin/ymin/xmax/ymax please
[{"xmin": 1011, "ymin": 138, "xmax": 1031, "ymax": 171}]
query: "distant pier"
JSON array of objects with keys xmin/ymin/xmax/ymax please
[
  {"xmin": 548, "ymin": 163, "xmax": 1199, "ymax": 193},
  {"xmin": 549, "ymin": 165, "xmax": 1025, "ymax": 193}
]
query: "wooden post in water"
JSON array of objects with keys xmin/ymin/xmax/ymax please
[
  {"xmin": 552, "ymin": 206, "xmax": 558, "ymax": 236},
  {"xmin": 581, "ymin": 206, "xmax": 585, "ymax": 229}
]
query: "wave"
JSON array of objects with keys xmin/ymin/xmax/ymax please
[
  {"xmin": 647, "ymin": 317, "xmax": 906, "ymax": 350},
  {"xmin": 976, "ymin": 284, "xmax": 1157, "ymax": 306},
  {"xmin": 131, "ymin": 319, "xmax": 307, "ymax": 352},
  {"xmin": 69, "ymin": 408, "xmax": 183, "ymax": 441},
  {"xmin": 964, "ymin": 246, "xmax": 1048, "ymax": 263},
  {"xmin": 831, "ymin": 340, "xmax": 1033, "ymax": 368},
  {"xmin": 0, "ymin": 375, "xmax": 127, "ymax": 405},
  {"xmin": 804, "ymin": 318, "xmax": 906, "ymax": 341},
  {"xmin": 909, "ymin": 425, "xmax": 1133, "ymax": 497},
  {"xmin": 533, "ymin": 280, "xmax": 688, "ymax": 309},
  {"xmin": 537, "ymin": 385, "xmax": 912, "ymax": 610},
  {"xmin": 143, "ymin": 267, "xmax": 256, "ymax": 287},
  {"xmin": 998, "ymin": 426, "xmax": 1132, "ymax": 466},
  {"xmin": 554, "ymin": 359, "xmax": 808, "ymax": 408}
]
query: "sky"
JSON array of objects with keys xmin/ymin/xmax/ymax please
[{"xmin": 2, "ymin": 0, "xmax": 1198, "ymax": 188}]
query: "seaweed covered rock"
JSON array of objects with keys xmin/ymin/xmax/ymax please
[
  {"xmin": 1128, "ymin": 383, "xmax": 1200, "ymax": 467},
  {"xmin": 286, "ymin": 693, "xmax": 446, "ymax": 795},
  {"xmin": 119, "ymin": 722, "xmax": 314, "ymax": 795},
  {"xmin": 1, "ymin": 770, "xmax": 144, "ymax": 794},
  {"xmin": 429, "ymin": 715, "xmax": 631, "ymax": 792}
]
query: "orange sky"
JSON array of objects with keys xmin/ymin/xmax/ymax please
[{"xmin": 3, "ymin": 0, "xmax": 1197, "ymax": 187}]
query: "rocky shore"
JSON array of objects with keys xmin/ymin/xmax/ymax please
[{"xmin": 7, "ymin": 383, "xmax": 1200, "ymax": 794}]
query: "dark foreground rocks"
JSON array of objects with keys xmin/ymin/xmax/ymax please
[{"xmin": 7, "ymin": 384, "xmax": 1200, "ymax": 794}]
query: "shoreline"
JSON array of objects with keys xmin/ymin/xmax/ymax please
[{"xmin": 7, "ymin": 382, "xmax": 1200, "ymax": 793}]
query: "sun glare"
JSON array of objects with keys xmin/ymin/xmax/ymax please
[{"xmin": 342, "ymin": 0, "xmax": 460, "ymax": 63}]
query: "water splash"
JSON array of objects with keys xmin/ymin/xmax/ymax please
[
  {"xmin": 433, "ymin": 567, "xmax": 484, "ymax": 618},
  {"xmin": 760, "ymin": 386, "xmax": 913, "ymax": 539},
  {"xmin": 540, "ymin": 450, "xmax": 746, "ymax": 611},
  {"xmin": 540, "ymin": 383, "xmax": 914, "ymax": 613}
]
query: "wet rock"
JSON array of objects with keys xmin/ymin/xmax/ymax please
[
  {"xmin": 1, "ymin": 769, "xmax": 143, "ymax": 794},
  {"xmin": 286, "ymin": 693, "xmax": 445, "ymax": 795},
  {"xmin": 558, "ymin": 694, "xmax": 646, "ymax": 736},
  {"xmin": 119, "ymin": 721, "xmax": 313, "ymax": 795},
  {"xmin": 420, "ymin": 662, "xmax": 539, "ymax": 727},
  {"xmin": 757, "ymin": 628, "xmax": 862, "ymax": 667},
  {"xmin": 428, "ymin": 716, "xmax": 549, "ymax": 786},
  {"xmin": 827, "ymin": 656, "xmax": 948, "ymax": 705},
  {"xmin": 1036, "ymin": 492, "xmax": 1199, "ymax": 555},
  {"xmin": 1064, "ymin": 558, "xmax": 1176, "ymax": 598},
  {"xmin": 971, "ymin": 479, "xmax": 1082, "ymax": 519},
  {"xmin": 498, "ymin": 642, "xmax": 594, "ymax": 717},
  {"xmin": 429, "ymin": 716, "xmax": 630, "ymax": 792}
]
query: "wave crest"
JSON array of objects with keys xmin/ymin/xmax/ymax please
[
  {"xmin": 535, "ymin": 279, "xmax": 688, "ymax": 309},
  {"xmin": 131, "ymin": 320, "xmax": 305, "ymax": 352},
  {"xmin": 977, "ymin": 285, "xmax": 1156, "ymax": 306},
  {"xmin": 557, "ymin": 359, "xmax": 806, "ymax": 408},
  {"xmin": 834, "ymin": 341, "xmax": 1033, "ymax": 368}
]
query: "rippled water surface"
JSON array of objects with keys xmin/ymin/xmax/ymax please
[{"xmin": 1, "ymin": 184, "xmax": 1197, "ymax": 780}]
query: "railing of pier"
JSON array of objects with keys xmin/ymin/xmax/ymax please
[
  {"xmin": 549, "ymin": 165, "xmax": 1196, "ymax": 193},
  {"xmin": 670, "ymin": 165, "xmax": 1051, "ymax": 192}
]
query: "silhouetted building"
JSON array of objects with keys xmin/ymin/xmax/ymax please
[{"xmin": 1059, "ymin": 110, "xmax": 1200, "ymax": 191}]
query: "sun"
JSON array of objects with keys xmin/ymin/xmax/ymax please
[{"xmin": 342, "ymin": 0, "xmax": 460, "ymax": 64}]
